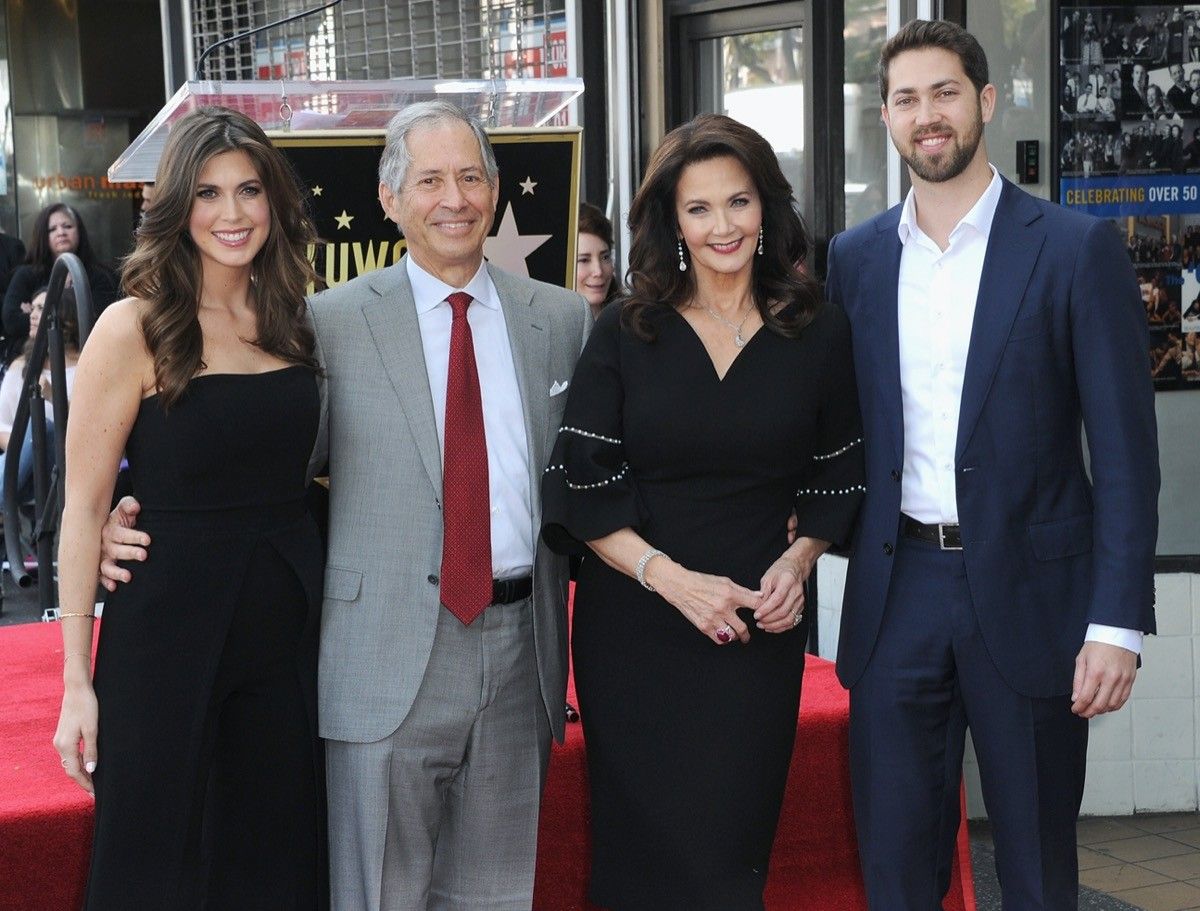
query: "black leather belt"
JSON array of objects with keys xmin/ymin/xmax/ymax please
[
  {"xmin": 492, "ymin": 576, "xmax": 533, "ymax": 604},
  {"xmin": 902, "ymin": 515, "xmax": 963, "ymax": 550}
]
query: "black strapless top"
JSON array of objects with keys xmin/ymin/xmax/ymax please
[{"xmin": 124, "ymin": 365, "xmax": 319, "ymax": 513}]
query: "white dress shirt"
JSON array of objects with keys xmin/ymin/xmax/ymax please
[
  {"xmin": 408, "ymin": 256, "xmax": 534, "ymax": 579},
  {"xmin": 896, "ymin": 165, "xmax": 1141, "ymax": 654}
]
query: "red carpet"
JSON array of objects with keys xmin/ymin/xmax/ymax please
[
  {"xmin": 533, "ymin": 647, "xmax": 975, "ymax": 911},
  {"xmin": 0, "ymin": 621, "xmax": 96, "ymax": 911},
  {"xmin": 1, "ymin": 620, "xmax": 974, "ymax": 911}
]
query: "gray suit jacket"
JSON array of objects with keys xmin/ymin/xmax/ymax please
[{"xmin": 308, "ymin": 257, "xmax": 590, "ymax": 744}]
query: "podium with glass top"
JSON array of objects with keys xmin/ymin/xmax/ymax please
[{"xmin": 109, "ymin": 79, "xmax": 584, "ymax": 289}]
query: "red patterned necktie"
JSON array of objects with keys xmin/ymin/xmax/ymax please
[{"xmin": 440, "ymin": 292, "xmax": 493, "ymax": 625}]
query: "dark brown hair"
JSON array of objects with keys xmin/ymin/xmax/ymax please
[
  {"xmin": 121, "ymin": 106, "xmax": 318, "ymax": 407},
  {"xmin": 879, "ymin": 19, "xmax": 990, "ymax": 102},
  {"xmin": 578, "ymin": 202, "xmax": 619, "ymax": 305},
  {"xmin": 22, "ymin": 285, "xmax": 81, "ymax": 362},
  {"xmin": 578, "ymin": 202, "xmax": 614, "ymax": 248},
  {"xmin": 623, "ymin": 113, "xmax": 821, "ymax": 340},
  {"xmin": 23, "ymin": 204, "xmax": 102, "ymax": 279}
]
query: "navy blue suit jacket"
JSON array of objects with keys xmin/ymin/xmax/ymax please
[{"xmin": 827, "ymin": 178, "xmax": 1159, "ymax": 698}]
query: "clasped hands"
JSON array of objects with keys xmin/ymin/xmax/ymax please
[{"xmin": 647, "ymin": 551, "xmax": 809, "ymax": 646}]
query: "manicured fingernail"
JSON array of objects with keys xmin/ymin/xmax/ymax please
[{"xmin": 85, "ymin": 761, "xmax": 96, "ymax": 773}]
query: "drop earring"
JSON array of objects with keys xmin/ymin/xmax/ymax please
[
  {"xmin": 757, "ymin": 225, "xmax": 764, "ymax": 256},
  {"xmin": 678, "ymin": 239, "xmax": 687, "ymax": 272}
]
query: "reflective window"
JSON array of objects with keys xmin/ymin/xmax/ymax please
[
  {"xmin": 968, "ymin": 1, "xmax": 1051, "ymax": 196},
  {"xmin": 695, "ymin": 28, "xmax": 806, "ymax": 200},
  {"xmin": 843, "ymin": 0, "xmax": 888, "ymax": 228}
]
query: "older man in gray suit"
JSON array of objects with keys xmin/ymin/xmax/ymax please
[{"xmin": 101, "ymin": 102, "xmax": 590, "ymax": 910}]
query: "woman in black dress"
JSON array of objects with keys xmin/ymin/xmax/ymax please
[
  {"xmin": 53, "ymin": 107, "xmax": 325, "ymax": 909},
  {"xmin": 542, "ymin": 115, "xmax": 865, "ymax": 910}
]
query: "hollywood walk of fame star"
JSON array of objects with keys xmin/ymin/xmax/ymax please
[
  {"xmin": 519, "ymin": 176, "xmax": 537, "ymax": 195},
  {"xmin": 334, "ymin": 210, "xmax": 354, "ymax": 230},
  {"xmin": 483, "ymin": 203, "xmax": 552, "ymax": 278}
]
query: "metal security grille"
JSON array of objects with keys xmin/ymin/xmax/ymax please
[{"xmin": 190, "ymin": 0, "xmax": 568, "ymax": 82}]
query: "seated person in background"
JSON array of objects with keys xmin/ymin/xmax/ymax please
[
  {"xmin": 0, "ymin": 286, "xmax": 80, "ymax": 502},
  {"xmin": 2, "ymin": 204, "xmax": 116, "ymax": 363},
  {"xmin": 576, "ymin": 202, "xmax": 621, "ymax": 318}
]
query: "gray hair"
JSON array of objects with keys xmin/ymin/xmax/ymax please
[{"xmin": 378, "ymin": 101, "xmax": 499, "ymax": 192}]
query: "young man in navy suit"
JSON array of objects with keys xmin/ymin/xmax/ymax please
[{"xmin": 825, "ymin": 20, "xmax": 1159, "ymax": 909}]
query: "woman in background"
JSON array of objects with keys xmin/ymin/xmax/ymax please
[
  {"xmin": 0, "ymin": 286, "xmax": 81, "ymax": 503},
  {"xmin": 53, "ymin": 106, "xmax": 326, "ymax": 909},
  {"xmin": 577, "ymin": 202, "xmax": 620, "ymax": 318},
  {"xmin": 3, "ymin": 204, "xmax": 118, "ymax": 361}
]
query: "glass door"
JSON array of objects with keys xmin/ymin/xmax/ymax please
[
  {"xmin": 692, "ymin": 25, "xmax": 806, "ymax": 200},
  {"xmin": 671, "ymin": 1, "xmax": 842, "ymax": 266}
]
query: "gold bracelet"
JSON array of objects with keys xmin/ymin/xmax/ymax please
[
  {"xmin": 58, "ymin": 612, "xmax": 96, "ymax": 620},
  {"xmin": 64, "ymin": 652, "xmax": 92, "ymax": 660}
]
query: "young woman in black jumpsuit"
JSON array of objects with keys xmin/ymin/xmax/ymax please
[{"xmin": 54, "ymin": 107, "xmax": 326, "ymax": 909}]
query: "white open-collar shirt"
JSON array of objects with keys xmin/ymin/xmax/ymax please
[
  {"xmin": 896, "ymin": 165, "xmax": 1139, "ymax": 653},
  {"xmin": 408, "ymin": 255, "xmax": 533, "ymax": 579}
]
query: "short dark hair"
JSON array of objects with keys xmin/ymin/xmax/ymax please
[{"xmin": 878, "ymin": 19, "xmax": 990, "ymax": 103}]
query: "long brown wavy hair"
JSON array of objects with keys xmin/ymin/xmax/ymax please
[
  {"xmin": 121, "ymin": 106, "xmax": 319, "ymax": 407},
  {"xmin": 622, "ymin": 114, "xmax": 822, "ymax": 341}
]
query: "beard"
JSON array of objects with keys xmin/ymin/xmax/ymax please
[{"xmin": 898, "ymin": 111, "xmax": 984, "ymax": 184}]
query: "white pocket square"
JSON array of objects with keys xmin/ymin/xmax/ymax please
[{"xmin": 549, "ymin": 380, "xmax": 569, "ymax": 397}]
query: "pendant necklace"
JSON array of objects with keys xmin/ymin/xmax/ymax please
[{"xmin": 702, "ymin": 303, "xmax": 754, "ymax": 347}]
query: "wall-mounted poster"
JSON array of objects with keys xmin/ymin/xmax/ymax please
[{"xmin": 1056, "ymin": 2, "xmax": 1200, "ymax": 389}]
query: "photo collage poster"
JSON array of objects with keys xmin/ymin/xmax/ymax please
[{"xmin": 1058, "ymin": 2, "xmax": 1200, "ymax": 389}]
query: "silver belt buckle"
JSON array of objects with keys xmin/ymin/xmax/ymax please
[{"xmin": 938, "ymin": 524, "xmax": 963, "ymax": 551}]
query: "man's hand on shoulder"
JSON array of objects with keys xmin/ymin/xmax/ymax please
[
  {"xmin": 1071, "ymin": 641, "xmax": 1138, "ymax": 718},
  {"xmin": 99, "ymin": 496, "xmax": 150, "ymax": 592}
]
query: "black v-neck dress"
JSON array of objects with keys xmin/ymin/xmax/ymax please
[{"xmin": 543, "ymin": 302, "xmax": 865, "ymax": 911}]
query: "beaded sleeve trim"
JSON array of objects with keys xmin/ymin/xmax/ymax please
[
  {"xmin": 544, "ymin": 462, "xmax": 630, "ymax": 490},
  {"xmin": 812, "ymin": 438, "xmax": 862, "ymax": 461},
  {"xmin": 558, "ymin": 425, "xmax": 622, "ymax": 445}
]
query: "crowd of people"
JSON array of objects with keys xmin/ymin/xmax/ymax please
[
  {"xmin": 1059, "ymin": 9, "xmax": 1200, "ymax": 183},
  {"xmin": 1062, "ymin": 8, "xmax": 1200, "ymax": 69},
  {"xmin": 41, "ymin": 17, "xmax": 1159, "ymax": 911},
  {"xmin": 1128, "ymin": 229, "xmax": 1181, "ymax": 264},
  {"xmin": 0, "ymin": 202, "xmax": 122, "ymax": 530},
  {"xmin": 1060, "ymin": 121, "xmax": 1200, "ymax": 176}
]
